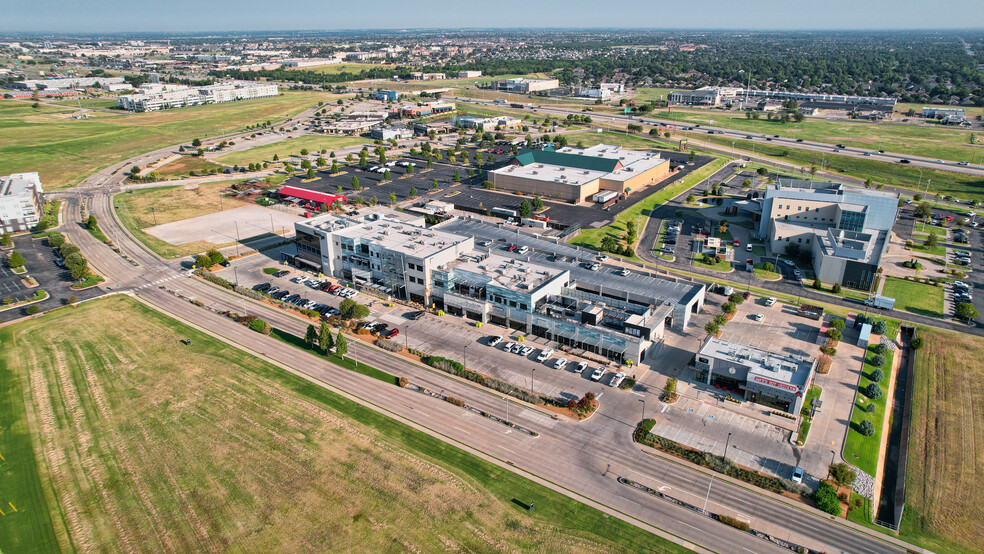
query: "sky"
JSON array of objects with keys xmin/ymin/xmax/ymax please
[{"xmin": 2, "ymin": 0, "xmax": 983, "ymax": 33}]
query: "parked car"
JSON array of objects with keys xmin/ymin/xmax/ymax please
[
  {"xmin": 267, "ymin": 286, "xmax": 280, "ymax": 295},
  {"xmin": 408, "ymin": 310, "xmax": 427, "ymax": 320},
  {"xmin": 519, "ymin": 345, "xmax": 534, "ymax": 356},
  {"xmin": 765, "ymin": 297, "xmax": 777, "ymax": 306},
  {"xmin": 609, "ymin": 372, "xmax": 626, "ymax": 388},
  {"xmin": 384, "ymin": 329, "xmax": 399, "ymax": 339},
  {"xmin": 791, "ymin": 467, "xmax": 804, "ymax": 484},
  {"xmin": 274, "ymin": 270, "xmax": 290, "ymax": 277},
  {"xmin": 746, "ymin": 244, "xmax": 753, "ymax": 252},
  {"xmin": 536, "ymin": 348, "xmax": 554, "ymax": 362},
  {"xmin": 488, "ymin": 335, "xmax": 503, "ymax": 347},
  {"xmin": 590, "ymin": 367, "xmax": 606, "ymax": 381},
  {"xmin": 616, "ymin": 268, "xmax": 630, "ymax": 276},
  {"xmin": 596, "ymin": 254, "xmax": 609, "ymax": 262},
  {"xmin": 752, "ymin": 314, "xmax": 765, "ymax": 321},
  {"xmin": 253, "ymin": 282, "xmax": 271, "ymax": 291},
  {"xmin": 502, "ymin": 341, "xmax": 515, "ymax": 352},
  {"xmin": 552, "ymin": 357, "xmax": 569, "ymax": 369},
  {"xmin": 573, "ymin": 361, "xmax": 588, "ymax": 374}
]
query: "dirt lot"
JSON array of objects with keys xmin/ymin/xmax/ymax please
[
  {"xmin": 904, "ymin": 326, "xmax": 984, "ymax": 553},
  {"xmin": 0, "ymin": 295, "xmax": 668, "ymax": 552}
]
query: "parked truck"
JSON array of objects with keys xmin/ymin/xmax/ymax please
[{"xmin": 864, "ymin": 295, "xmax": 896, "ymax": 310}]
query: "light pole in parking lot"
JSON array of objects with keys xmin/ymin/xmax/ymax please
[
  {"xmin": 531, "ymin": 368, "xmax": 536, "ymax": 393},
  {"xmin": 724, "ymin": 432, "xmax": 732, "ymax": 462},
  {"xmin": 638, "ymin": 398, "xmax": 645, "ymax": 423},
  {"xmin": 462, "ymin": 345, "xmax": 468, "ymax": 370}
]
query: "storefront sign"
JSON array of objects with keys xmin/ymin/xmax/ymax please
[{"xmin": 752, "ymin": 375, "xmax": 800, "ymax": 393}]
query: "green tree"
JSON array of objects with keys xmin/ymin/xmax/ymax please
[
  {"xmin": 829, "ymin": 463, "xmax": 856, "ymax": 488},
  {"xmin": 307, "ymin": 168, "xmax": 316, "ymax": 179},
  {"xmin": 383, "ymin": 169, "xmax": 391, "ymax": 180},
  {"xmin": 329, "ymin": 160, "xmax": 339, "ymax": 174},
  {"xmin": 66, "ymin": 254, "xmax": 89, "ymax": 280},
  {"xmin": 956, "ymin": 301, "xmax": 979, "ymax": 321},
  {"xmin": 432, "ymin": 179, "xmax": 439, "ymax": 190},
  {"xmin": 519, "ymin": 200, "xmax": 532, "ymax": 218},
  {"xmin": 319, "ymin": 322, "xmax": 334, "ymax": 353},
  {"xmin": 452, "ymin": 169, "xmax": 460, "ymax": 182},
  {"xmin": 305, "ymin": 324, "xmax": 317, "ymax": 347},
  {"xmin": 914, "ymin": 202, "xmax": 932, "ymax": 219},
  {"xmin": 409, "ymin": 187, "xmax": 417, "ymax": 198},
  {"xmin": 925, "ymin": 233, "xmax": 938, "ymax": 249},
  {"xmin": 192, "ymin": 138, "xmax": 202, "ymax": 147},
  {"xmin": 335, "ymin": 331, "xmax": 348, "ymax": 357},
  {"xmin": 7, "ymin": 250, "xmax": 25, "ymax": 268},
  {"xmin": 130, "ymin": 165, "xmax": 141, "ymax": 175},
  {"xmin": 826, "ymin": 328, "xmax": 843, "ymax": 342},
  {"xmin": 207, "ymin": 248, "xmax": 226, "ymax": 266},
  {"xmin": 532, "ymin": 196, "xmax": 544, "ymax": 211},
  {"xmin": 351, "ymin": 175, "xmax": 360, "ymax": 189},
  {"xmin": 831, "ymin": 283, "xmax": 842, "ymax": 293},
  {"xmin": 300, "ymin": 148, "xmax": 309, "ymax": 156},
  {"xmin": 688, "ymin": 150, "xmax": 696, "ymax": 162},
  {"xmin": 406, "ymin": 164, "xmax": 414, "ymax": 175},
  {"xmin": 910, "ymin": 336, "xmax": 924, "ymax": 350},
  {"xmin": 813, "ymin": 482, "xmax": 841, "ymax": 515},
  {"xmin": 859, "ymin": 419, "xmax": 876, "ymax": 437}
]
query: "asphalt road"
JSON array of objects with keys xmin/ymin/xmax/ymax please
[{"xmin": 47, "ymin": 162, "xmax": 918, "ymax": 553}]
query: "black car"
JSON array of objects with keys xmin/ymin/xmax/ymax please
[
  {"xmin": 253, "ymin": 282, "xmax": 271, "ymax": 292},
  {"xmin": 836, "ymin": 144, "xmax": 845, "ymax": 149},
  {"xmin": 408, "ymin": 310, "xmax": 427, "ymax": 320},
  {"xmin": 796, "ymin": 138, "xmax": 804, "ymax": 142},
  {"xmin": 899, "ymin": 159, "xmax": 910, "ymax": 164},
  {"xmin": 274, "ymin": 270, "xmax": 290, "ymax": 277}
]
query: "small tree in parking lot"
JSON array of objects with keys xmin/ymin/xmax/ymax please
[
  {"xmin": 813, "ymin": 482, "xmax": 841, "ymax": 515},
  {"xmin": 7, "ymin": 250, "xmax": 25, "ymax": 268},
  {"xmin": 192, "ymin": 138, "xmax": 202, "ymax": 147},
  {"xmin": 307, "ymin": 168, "xmax": 316, "ymax": 179}
]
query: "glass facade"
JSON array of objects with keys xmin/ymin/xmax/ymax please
[{"xmin": 838, "ymin": 210, "xmax": 866, "ymax": 232}]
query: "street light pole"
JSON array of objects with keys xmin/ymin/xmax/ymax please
[
  {"xmin": 702, "ymin": 477, "xmax": 714, "ymax": 514},
  {"xmin": 724, "ymin": 432, "xmax": 732, "ymax": 461},
  {"xmin": 531, "ymin": 368, "xmax": 536, "ymax": 392},
  {"xmin": 463, "ymin": 345, "xmax": 468, "ymax": 370},
  {"xmin": 639, "ymin": 398, "xmax": 645, "ymax": 423}
]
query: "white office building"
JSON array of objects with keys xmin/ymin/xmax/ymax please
[
  {"xmin": 117, "ymin": 82, "xmax": 278, "ymax": 112},
  {"xmin": 0, "ymin": 172, "xmax": 44, "ymax": 233}
]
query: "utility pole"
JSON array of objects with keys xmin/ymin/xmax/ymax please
[{"xmin": 702, "ymin": 477, "xmax": 714, "ymax": 514}]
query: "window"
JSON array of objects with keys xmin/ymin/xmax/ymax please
[
  {"xmin": 697, "ymin": 356, "xmax": 709, "ymax": 364},
  {"xmin": 797, "ymin": 238, "xmax": 802, "ymax": 243},
  {"xmin": 520, "ymin": 303, "xmax": 528, "ymax": 310},
  {"xmin": 509, "ymin": 300, "xmax": 517, "ymax": 308}
]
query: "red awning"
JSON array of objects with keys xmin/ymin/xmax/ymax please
[{"xmin": 276, "ymin": 185, "xmax": 346, "ymax": 206}]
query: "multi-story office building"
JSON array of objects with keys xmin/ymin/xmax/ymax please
[
  {"xmin": 743, "ymin": 180, "xmax": 899, "ymax": 290},
  {"xmin": 0, "ymin": 172, "xmax": 44, "ymax": 233},
  {"xmin": 117, "ymin": 82, "xmax": 278, "ymax": 112},
  {"xmin": 8, "ymin": 76, "xmax": 126, "ymax": 90},
  {"xmin": 669, "ymin": 86, "xmax": 897, "ymax": 111},
  {"xmin": 294, "ymin": 212, "xmax": 705, "ymax": 364}
]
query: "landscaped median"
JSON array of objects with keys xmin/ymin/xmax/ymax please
[
  {"xmin": 842, "ymin": 317, "xmax": 899, "ymax": 478},
  {"xmin": 0, "ymin": 289, "xmax": 48, "ymax": 313}
]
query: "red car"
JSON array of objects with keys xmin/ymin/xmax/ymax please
[
  {"xmin": 507, "ymin": 244, "xmax": 517, "ymax": 252},
  {"xmin": 384, "ymin": 329, "xmax": 399, "ymax": 339}
]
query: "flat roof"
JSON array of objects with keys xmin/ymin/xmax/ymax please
[
  {"xmin": 0, "ymin": 172, "xmax": 42, "ymax": 197},
  {"xmin": 450, "ymin": 253, "xmax": 565, "ymax": 293},
  {"xmin": 444, "ymin": 218, "xmax": 703, "ymax": 305},
  {"xmin": 335, "ymin": 218, "xmax": 466, "ymax": 259},
  {"xmin": 701, "ymin": 337, "xmax": 814, "ymax": 389},
  {"xmin": 492, "ymin": 162, "xmax": 607, "ymax": 187}
]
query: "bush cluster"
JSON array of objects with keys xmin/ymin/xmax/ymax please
[
  {"xmin": 813, "ymin": 482, "xmax": 842, "ymax": 515},
  {"xmin": 445, "ymin": 396, "xmax": 466, "ymax": 407},
  {"xmin": 718, "ymin": 515, "xmax": 751, "ymax": 532},
  {"xmin": 865, "ymin": 382, "xmax": 883, "ymax": 400},
  {"xmin": 198, "ymin": 271, "xmax": 234, "ymax": 290},
  {"xmin": 375, "ymin": 338, "xmax": 404, "ymax": 352}
]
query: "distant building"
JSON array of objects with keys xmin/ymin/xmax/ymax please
[
  {"xmin": 117, "ymin": 82, "xmax": 278, "ymax": 112},
  {"xmin": 669, "ymin": 86, "xmax": 896, "ymax": 111},
  {"xmin": 693, "ymin": 338, "xmax": 816, "ymax": 415},
  {"xmin": 490, "ymin": 144, "xmax": 671, "ymax": 203},
  {"xmin": 457, "ymin": 70, "xmax": 483, "ymax": 78},
  {"xmin": 370, "ymin": 89, "xmax": 400, "ymax": 102},
  {"xmin": 409, "ymin": 72, "xmax": 446, "ymax": 81},
  {"xmin": 922, "ymin": 106, "xmax": 966, "ymax": 124},
  {"xmin": 492, "ymin": 78, "xmax": 560, "ymax": 94},
  {"xmin": 8, "ymin": 76, "xmax": 125, "ymax": 91},
  {"xmin": 454, "ymin": 115, "xmax": 520, "ymax": 129},
  {"xmin": 0, "ymin": 172, "xmax": 44, "ymax": 233},
  {"xmin": 412, "ymin": 120, "xmax": 454, "ymax": 136},
  {"xmin": 370, "ymin": 124, "xmax": 412, "ymax": 141}
]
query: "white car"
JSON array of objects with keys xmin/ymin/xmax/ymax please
[
  {"xmin": 609, "ymin": 372, "xmax": 626, "ymax": 388},
  {"xmin": 552, "ymin": 357, "xmax": 568, "ymax": 369},
  {"xmin": 765, "ymin": 297, "xmax": 777, "ymax": 306},
  {"xmin": 573, "ymin": 361, "xmax": 588, "ymax": 374},
  {"xmin": 791, "ymin": 467, "xmax": 804, "ymax": 484},
  {"xmin": 590, "ymin": 367, "xmax": 606, "ymax": 381},
  {"xmin": 589, "ymin": 263, "xmax": 601, "ymax": 271},
  {"xmin": 596, "ymin": 254, "xmax": 609, "ymax": 262},
  {"xmin": 616, "ymin": 268, "xmax": 630, "ymax": 277},
  {"xmin": 752, "ymin": 314, "xmax": 765, "ymax": 321},
  {"xmin": 536, "ymin": 348, "xmax": 554, "ymax": 362},
  {"xmin": 488, "ymin": 335, "xmax": 503, "ymax": 347},
  {"xmin": 502, "ymin": 341, "xmax": 515, "ymax": 352},
  {"xmin": 520, "ymin": 345, "xmax": 534, "ymax": 357},
  {"xmin": 294, "ymin": 275, "xmax": 309, "ymax": 283}
]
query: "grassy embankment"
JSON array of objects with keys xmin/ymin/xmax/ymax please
[
  {"xmin": 215, "ymin": 136, "xmax": 369, "ymax": 167},
  {"xmin": 880, "ymin": 277, "xmax": 945, "ymax": 318},
  {"xmin": 0, "ymin": 91, "xmax": 331, "ymax": 188},
  {"xmin": 0, "ymin": 295, "xmax": 688, "ymax": 553}
]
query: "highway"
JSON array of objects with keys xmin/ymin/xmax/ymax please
[
  {"xmin": 452, "ymin": 96, "xmax": 984, "ymax": 177},
  {"xmin": 48, "ymin": 124, "xmax": 924, "ymax": 553}
]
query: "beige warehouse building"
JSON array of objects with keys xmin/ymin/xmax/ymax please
[{"xmin": 490, "ymin": 144, "xmax": 671, "ymax": 203}]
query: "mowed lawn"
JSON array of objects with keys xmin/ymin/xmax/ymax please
[
  {"xmin": 0, "ymin": 91, "xmax": 330, "ymax": 188},
  {"xmin": 0, "ymin": 296, "xmax": 686, "ymax": 553},
  {"xmin": 881, "ymin": 277, "xmax": 945, "ymax": 318},
  {"xmin": 652, "ymin": 107, "xmax": 980, "ymax": 163},
  {"xmin": 842, "ymin": 319, "xmax": 898, "ymax": 477},
  {"xmin": 904, "ymin": 326, "xmax": 984, "ymax": 553},
  {"xmin": 215, "ymin": 135, "xmax": 368, "ymax": 166}
]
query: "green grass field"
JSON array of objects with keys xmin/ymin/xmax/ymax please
[
  {"xmin": 753, "ymin": 263, "xmax": 781, "ymax": 280},
  {"xmin": 692, "ymin": 253, "xmax": 733, "ymax": 272},
  {"xmin": 216, "ymin": 136, "xmax": 368, "ymax": 166},
  {"xmin": 295, "ymin": 62, "xmax": 395, "ymax": 74},
  {"xmin": 153, "ymin": 155, "xmax": 226, "ymax": 178},
  {"xmin": 633, "ymin": 88, "xmax": 678, "ymax": 103},
  {"xmin": 842, "ymin": 319, "xmax": 899, "ymax": 477},
  {"xmin": 564, "ymin": 130, "xmax": 678, "ymax": 150},
  {"xmin": 902, "ymin": 326, "xmax": 984, "ymax": 553},
  {"xmin": 0, "ymin": 295, "xmax": 687, "ymax": 553},
  {"xmin": 881, "ymin": 277, "xmax": 945, "ymax": 318},
  {"xmin": 656, "ymin": 107, "xmax": 980, "ymax": 163},
  {"xmin": 571, "ymin": 157, "xmax": 729, "ymax": 252},
  {"xmin": 0, "ymin": 91, "xmax": 330, "ymax": 188}
]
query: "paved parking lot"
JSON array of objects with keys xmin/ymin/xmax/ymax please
[{"xmin": 0, "ymin": 234, "xmax": 104, "ymax": 322}]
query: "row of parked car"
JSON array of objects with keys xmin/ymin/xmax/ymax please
[
  {"xmin": 356, "ymin": 321, "xmax": 399, "ymax": 339},
  {"xmin": 253, "ymin": 282, "xmax": 342, "ymax": 316},
  {"xmin": 953, "ymin": 280, "xmax": 973, "ymax": 305},
  {"xmin": 486, "ymin": 335, "xmax": 626, "ymax": 387},
  {"xmin": 290, "ymin": 274, "xmax": 359, "ymax": 298}
]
